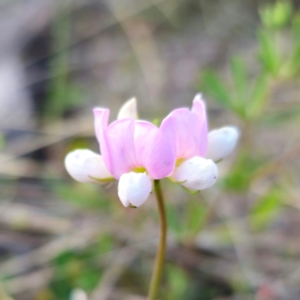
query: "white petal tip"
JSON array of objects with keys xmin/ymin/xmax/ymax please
[
  {"xmin": 71, "ymin": 289, "xmax": 88, "ymax": 300},
  {"xmin": 172, "ymin": 156, "xmax": 218, "ymax": 191},
  {"xmin": 64, "ymin": 149, "xmax": 113, "ymax": 183},
  {"xmin": 193, "ymin": 93, "xmax": 206, "ymax": 104},
  {"xmin": 207, "ymin": 126, "xmax": 240, "ymax": 161},
  {"xmin": 194, "ymin": 93, "xmax": 203, "ymax": 100},
  {"xmin": 117, "ymin": 97, "xmax": 138, "ymax": 120},
  {"xmin": 118, "ymin": 172, "xmax": 152, "ymax": 207}
]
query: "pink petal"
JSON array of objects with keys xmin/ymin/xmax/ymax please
[
  {"xmin": 192, "ymin": 94, "xmax": 208, "ymax": 155},
  {"xmin": 94, "ymin": 108, "xmax": 137, "ymax": 178},
  {"xmin": 93, "ymin": 108, "xmax": 110, "ymax": 170},
  {"xmin": 134, "ymin": 121, "xmax": 175, "ymax": 179},
  {"xmin": 160, "ymin": 108, "xmax": 203, "ymax": 160},
  {"xmin": 104, "ymin": 118, "xmax": 138, "ymax": 179}
]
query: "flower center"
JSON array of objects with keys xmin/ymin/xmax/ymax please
[
  {"xmin": 176, "ymin": 158, "xmax": 185, "ymax": 167},
  {"xmin": 132, "ymin": 166, "xmax": 147, "ymax": 173}
]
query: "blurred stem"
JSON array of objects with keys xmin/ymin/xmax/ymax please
[
  {"xmin": 148, "ymin": 180, "xmax": 167, "ymax": 300},
  {"xmin": 46, "ymin": 2, "xmax": 71, "ymax": 119}
]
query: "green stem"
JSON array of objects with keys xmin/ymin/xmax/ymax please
[{"xmin": 148, "ymin": 180, "xmax": 167, "ymax": 300}]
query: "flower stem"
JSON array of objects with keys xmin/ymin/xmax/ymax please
[{"xmin": 148, "ymin": 180, "xmax": 167, "ymax": 300}]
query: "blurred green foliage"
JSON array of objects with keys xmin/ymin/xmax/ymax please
[
  {"xmin": 46, "ymin": 4, "xmax": 83, "ymax": 119},
  {"xmin": 50, "ymin": 234, "xmax": 114, "ymax": 299},
  {"xmin": 166, "ymin": 195, "xmax": 208, "ymax": 241},
  {"xmin": 0, "ymin": 133, "xmax": 5, "ymax": 149},
  {"xmin": 165, "ymin": 265, "xmax": 189, "ymax": 299},
  {"xmin": 222, "ymin": 154, "xmax": 264, "ymax": 193},
  {"xmin": 250, "ymin": 188, "xmax": 284, "ymax": 231},
  {"xmin": 196, "ymin": 1, "xmax": 299, "ymax": 296},
  {"xmin": 54, "ymin": 182, "xmax": 111, "ymax": 211},
  {"xmin": 260, "ymin": 1, "xmax": 292, "ymax": 29},
  {"xmin": 201, "ymin": 1, "xmax": 300, "ymax": 122}
]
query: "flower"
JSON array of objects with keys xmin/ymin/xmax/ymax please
[
  {"xmin": 65, "ymin": 97, "xmax": 138, "ymax": 185},
  {"xmin": 65, "ymin": 94, "xmax": 239, "ymax": 204},
  {"xmin": 65, "ymin": 98, "xmax": 175, "ymax": 207},
  {"xmin": 65, "ymin": 98, "xmax": 137, "ymax": 187},
  {"xmin": 160, "ymin": 94, "xmax": 238, "ymax": 192},
  {"xmin": 93, "ymin": 103, "xmax": 175, "ymax": 206}
]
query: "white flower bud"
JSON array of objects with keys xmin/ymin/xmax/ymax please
[
  {"xmin": 64, "ymin": 149, "xmax": 113, "ymax": 183},
  {"xmin": 207, "ymin": 126, "xmax": 239, "ymax": 161},
  {"xmin": 117, "ymin": 97, "xmax": 138, "ymax": 120},
  {"xmin": 172, "ymin": 156, "xmax": 218, "ymax": 191},
  {"xmin": 118, "ymin": 172, "xmax": 152, "ymax": 207},
  {"xmin": 70, "ymin": 289, "xmax": 88, "ymax": 300}
]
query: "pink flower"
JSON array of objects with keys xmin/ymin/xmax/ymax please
[
  {"xmin": 65, "ymin": 95, "xmax": 239, "ymax": 205},
  {"xmin": 93, "ymin": 109, "xmax": 174, "ymax": 181},
  {"xmin": 161, "ymin": 94, "xmax": 208, "ymax": 161},
  {"xmin": 160, "ymin": 94, "xmax": 239, "ymax": 192},
  {"xmin": 65, "ymin": 98, "xmax": 175, "ymax": 207},
  {"xmin": 160, "ymin": 94, "xmax": 217, "ymax": 192},
  {"xmin": 93, "ymin": 103, "xmax": 175, "ymax": 206}
]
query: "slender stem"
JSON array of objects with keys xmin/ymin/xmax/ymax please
[{"xmin": 148, "ymin": 180, "xmax": 167, "ymax": 300}]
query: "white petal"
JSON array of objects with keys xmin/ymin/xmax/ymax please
[
  {"xmin": 207, "ymin": 126, "xmax": 240, "ymax": 161},
  {"xmin": 64, "ymin": 149, "xmax": 113, "ymax": 183},
  {"xmin": 117, "ymin": 97, "xmax": 138, "ymax": 120},
  {"xmin": 172, "ymin": 156, "xmax": 218, "ymax": 191},
  {"xmin": 70, "ymin": 289, "xmax": 88, "ymax": 300},
  {"xmin": 118, "ymin": 173, "xmax": 131, "ymax": 207},
  {"xmin": 118, "ymin": 172, "xmax": 152, "ymax": 207}
]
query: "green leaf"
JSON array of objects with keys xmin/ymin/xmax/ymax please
[
  {"xmin": 53, "ymin": 182, "xmax": 111, "ymax": 210},
  {"xmin": 289, "ymin": 44, "xmax": 300, "ymax": 75},
  {"xmin": 166, "ymin": 203, "xmax": 182, "ymax": 237},
  {"xmin": 222, "ymin": 153, "xmax": 265, "ymax": 193},
  {"xmin": 183, "ymin": 198, "xmax": 208, "ymax": 239},
  {"xmin": 250, "ymin": 188, "xmax": 283, "ymax": 231},
  {"xmin": 292, "ymin": 12, "xmax": 300, "ymax": 40},
  {"xmin": 0, "ymin": 134, "xmax": 5, "ymax": 149},
  {"xmin": 200, "ymin": 70, "xmax": 233, "ymax": 109},
  {"xmin": 230, "ymin": 56, "xmax": 249, "ymax": 117},
  {"xmin": 248, "ymin": 75, "xmax": 269, "ymax": 119},
  {"xmin": 260, "ymin": 1, "xmax": 292, "ymax": 29},
  {"xmin": 260, "ymin": 105, "xmax": 300, "ymax": 125},
  {"xmin": 45, "ymin": 5, "xmax": 83, "ymax": 119},
  {"xmin": 166, "ymin": 265, "xmax": 188, "ymax": 300},
  {"xmin": 257, "ymin": 29, "xmax": 280, "ymax": 76},
  {"xmin": 287, "ymin": 14, "xmax": 300, "ymax": 75},
  {"xmin": 231, "ymin": 57, "xmax": 247, "ymax": 100}
]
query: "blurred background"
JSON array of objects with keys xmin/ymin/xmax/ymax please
[{"xmin": 1, "ymin": 0, "xmax": 300, "ymax": 299}]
